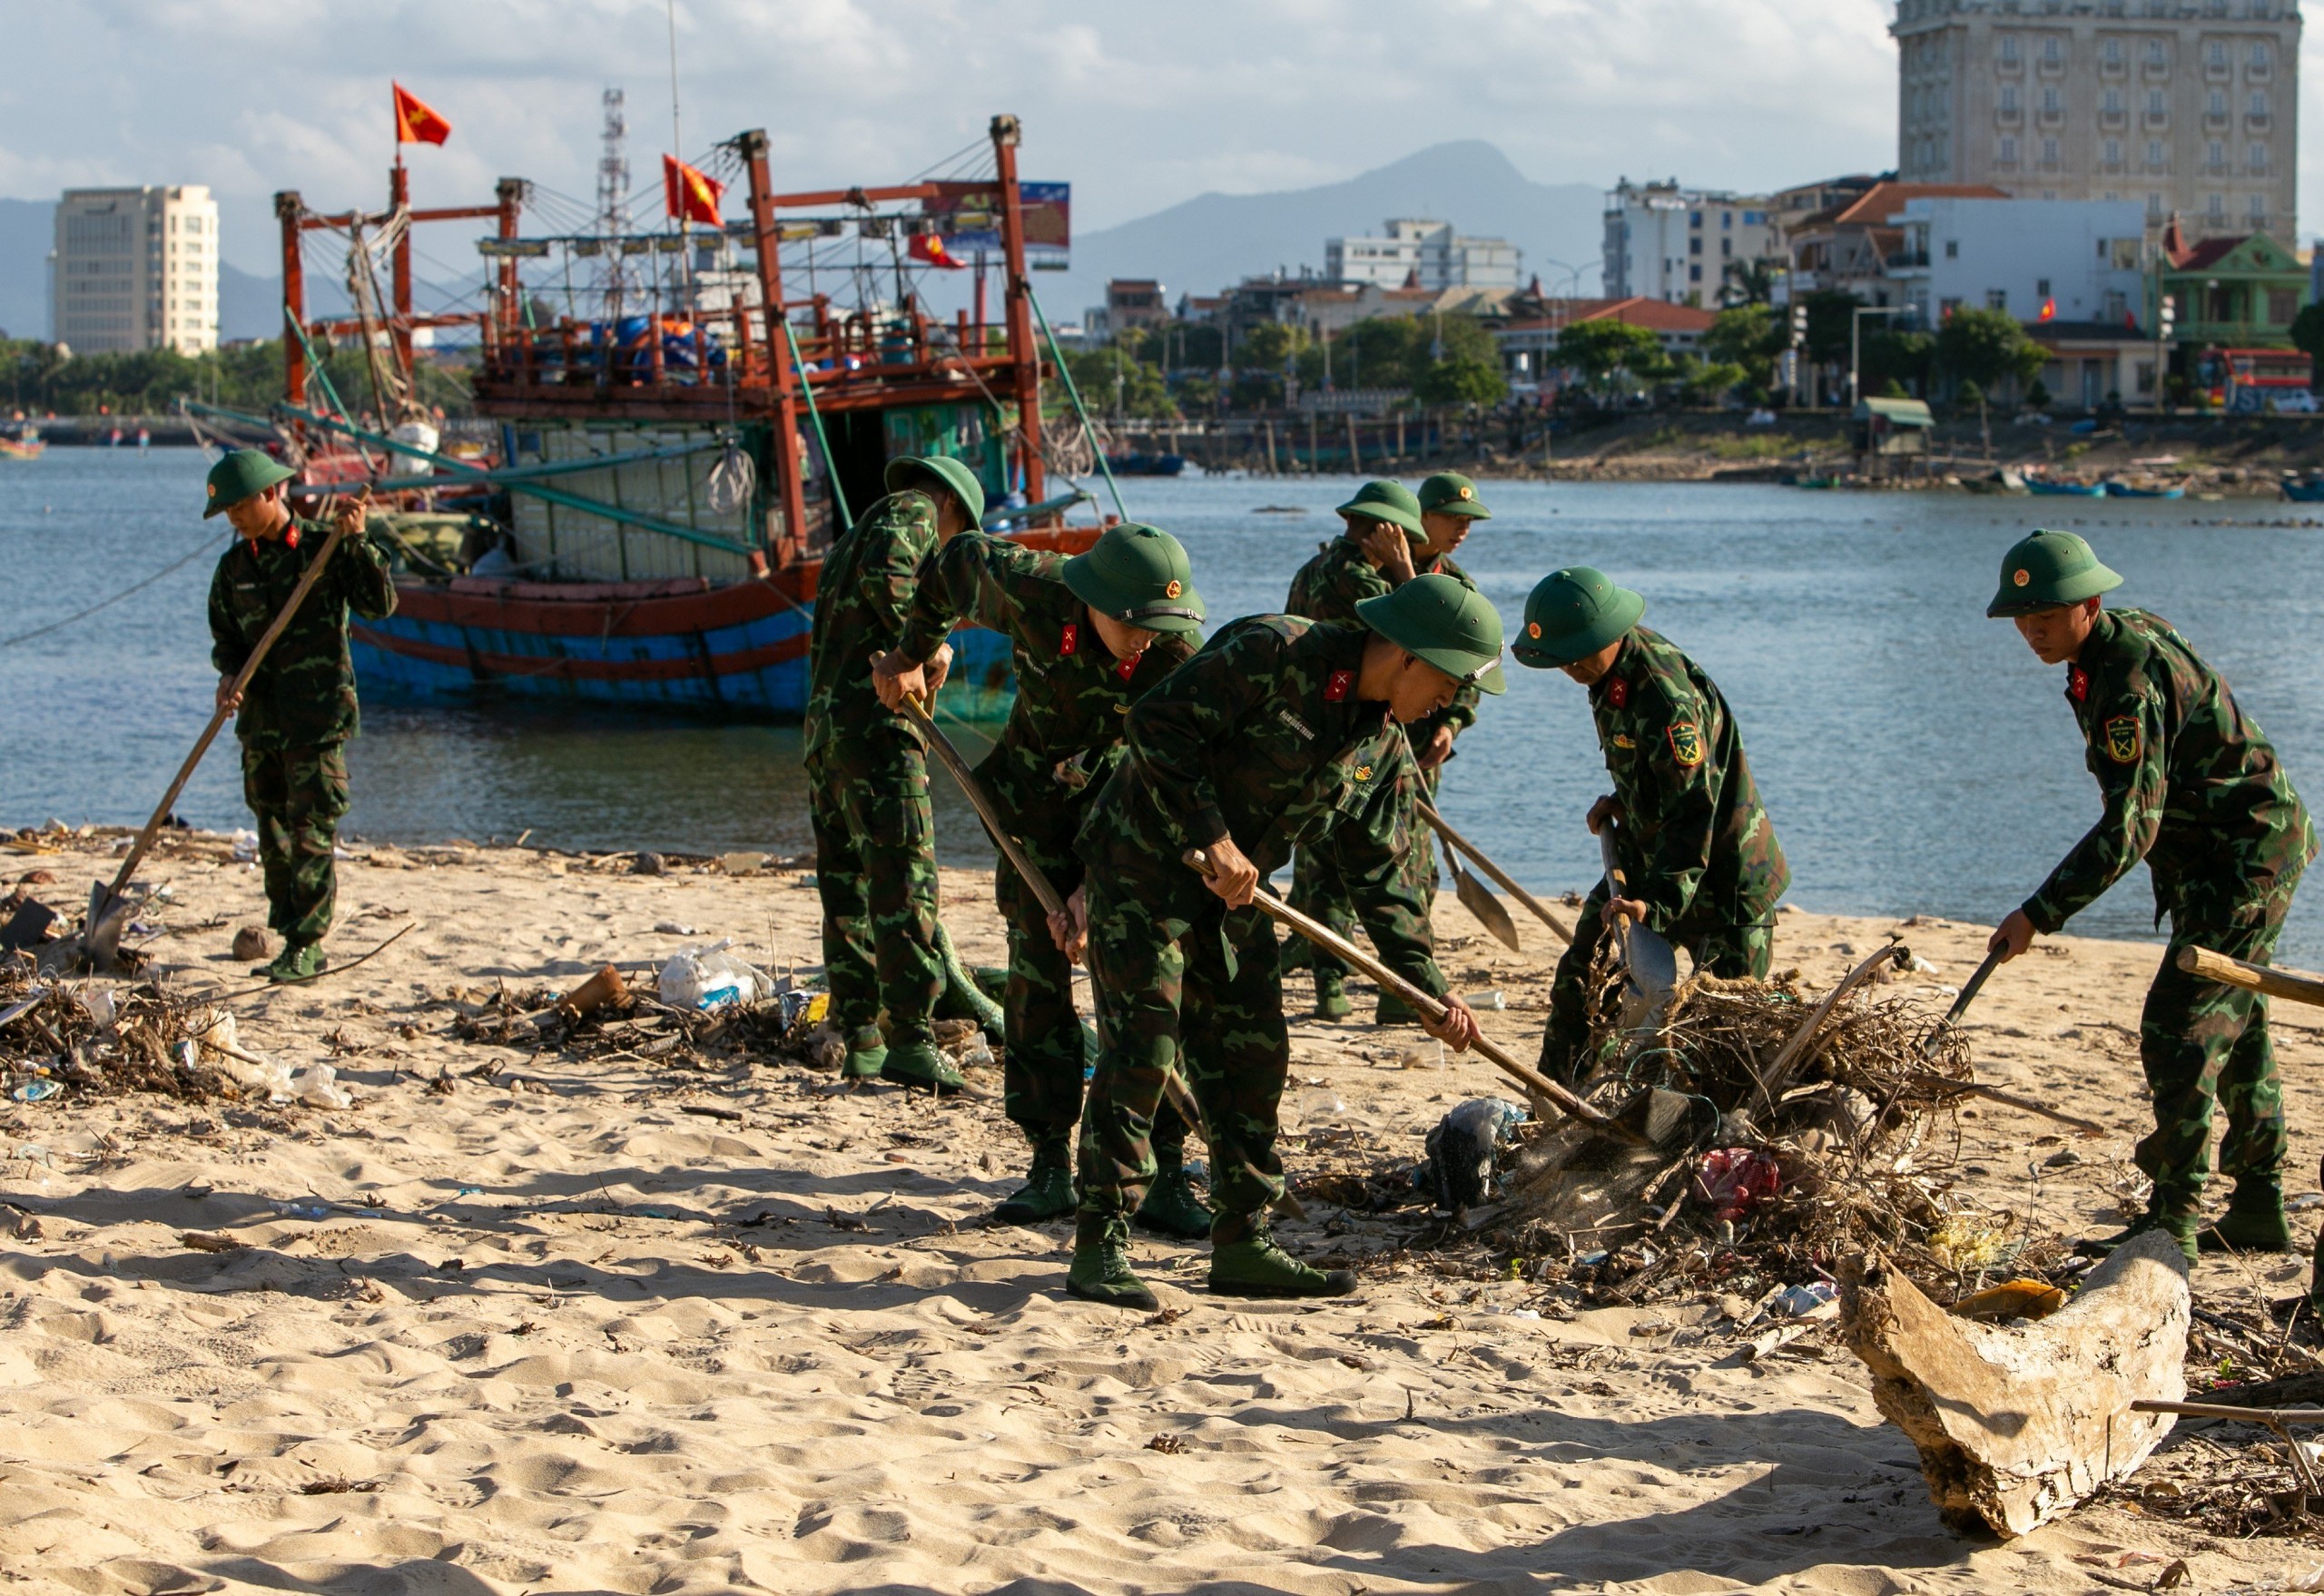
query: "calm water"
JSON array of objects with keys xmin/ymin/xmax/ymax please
[{"xmin": 6, "ymin": 449, "xmax": 2324, "ymax": 964}]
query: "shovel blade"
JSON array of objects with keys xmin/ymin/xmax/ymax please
[
  {"xmin": 1626, "ymin": 924, "xmax": 1679, "ymax": 1002},
  {"xmin": 1450, "ymin": 857, "xmax": 1521, "ymax": 952},
  {"xmin": 84, "ymin": 880, "xmax": 130, "ymax": 972}
]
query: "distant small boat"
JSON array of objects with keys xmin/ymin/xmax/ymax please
[
  {"xmin": 1252, "ymin": 504, "xmax": 1307, "ymax": 515},
  {"xmin": 2104, "ymin": 478, "xmax": 2187, "ymax": 499},
  {"xmin": 1792, "ymin": 474, "xmax": 1838, "ymax": 490},
  {"xmin": 1106, "ymin": 451, "xmax": 1186, "ymax": 477},
  {"xmin": 2282, "ymin": 477, "xmax": 2324, "ymax": 503},
  {"xmin": 0, "ymin": 431, "xmax": 43, "ymax": 461},
  {"xmin": 2027, "ymin": 478, "xmax": 2104, "ymax": 497},
  {"xmin": 1963, "ymin": 468, "xmax": 2029, "ymax": 495}
]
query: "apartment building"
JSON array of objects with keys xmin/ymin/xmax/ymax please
[
  {"xmin": 1601, "ymin": 181, "xmax": 1781, "ymax": 303},
  {"xmin": 1325, "ymin": 219, "xmax": 1521, "ymax": 291},
  {"xmin": 1891, "ymin": 0, "xmax": 2299, "ymax": 243},
  {"xmin": 51, "ymin": 185, "xmax": 221, "ymax": 354}
]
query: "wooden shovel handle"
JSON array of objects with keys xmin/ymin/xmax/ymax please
[{"xmin": 2178, "ymin": 944, "xmax": 2324, "ymax": 1009}]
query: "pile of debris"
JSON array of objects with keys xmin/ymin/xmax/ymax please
[{"xmin": 0, "ymin": 952, "xmax": 240, "ymax": 1103}]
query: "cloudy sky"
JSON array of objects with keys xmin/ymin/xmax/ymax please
[{"xmin": 5, "ymin": 0, "xmax": 2318, "ymax": 273}]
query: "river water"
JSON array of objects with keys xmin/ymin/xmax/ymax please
[{"xmin": 6, "ymin": 448, "xmax": 2323, "ymax": 964}]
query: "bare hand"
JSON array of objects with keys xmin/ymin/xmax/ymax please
[
  {"xmin": 1197, "ymin": 836, "xmax": 1261, "ymax": 908},
  {"xmin": 1048, "ymin": 884, "xmax": 1088, "ymax": 962},
  {"xmin": 1414, "ymin": 724, "xmax": 1456, "ymax": 770},
  {"xmin": 1988, "ymin": 909, "xmax": 2037, "ymax": 963},
  {"xmin": 1360, "ymin": 522, "xmax": 1417, "ymax": 583},
  {"xmin": 1585, "ymin": 794, "xmax": 1623, "ymax": 835},
  {"xmin": 1421, "ymin": 992, "xmax": 1481, "ymax": 1052},
  {"xmin": 923, "ymin": 642, "xmax": 954, "ymax": 699},
  {"xmin": 332, "ymin": 492, "xmax": 369, "ymax": 541},
  {"xmin": 214, "ymin": 675, "xmax": 243, "ymax": 714},
  {"xmin": 871, "ymin": 649, "xmax": 928, "ymax": 713},
  {"xmin": 1602, "ymin": 896, "xmax": 1648, "ymax": 931}
]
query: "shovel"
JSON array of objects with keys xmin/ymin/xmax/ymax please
[
  {"xmin": 1421, "ymin": 800, "xmax": 1573, "ymax": 945},
  {"xmin": 84, "ymin": 487, "xmax": 369, "ymax": 971},
  {"xmin": 1442, "ymin": 837, "xmax": 1521, "ymax": 953},
  {"xmin": 1921, "ymin": 944, "xmax": 2005, "ymax": 1056},
  {"xmin": 1597, "ymin": 821, "xmax": 1679, "ymax": 1006}
]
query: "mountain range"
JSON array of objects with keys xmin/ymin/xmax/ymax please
[{"xmin": 0, "ymin": 141, "xmax": 1607, "ymax": 348}]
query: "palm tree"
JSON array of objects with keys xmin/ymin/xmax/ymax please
[{"xmin": 1718, "ymin": 259, "xmax": 1778, "ymax": 309}]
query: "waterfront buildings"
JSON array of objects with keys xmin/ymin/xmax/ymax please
[
  {"xmin": 51, "ymin": 185, "xmax": 220, "ymax": 354},
  {"xmin": 1494, "ymin": 297, "xmax": 1719, "ymax": 388},
  {"xmin": 1083, "ymin": 278, "xmax": 1169, "ymax": 344},
  {"xmin": 1887, "ymin": 194, "xmax": 2150, "ymax": 327},
  {"xmin": 1786, "ymin": 181, "xmax": 2008, "ymax": 302},
  {"xmin": 1324, "ymin": 219, "xmax": 1521, "ymax": 291},
  {"xmin": 1890, "ymin": 0, "xmax": 2300, "ymax": 244},
  {"xmin": 1600, "ymin": 181, "xmax": 1781, "ymax": 304}
]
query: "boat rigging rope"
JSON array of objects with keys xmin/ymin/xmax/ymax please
[{"xmin": 0, "ymin": 530, "xmax": 231, "ymax": 649}]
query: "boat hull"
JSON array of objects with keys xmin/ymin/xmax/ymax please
[
  {"xmin": 2283, "ymin": 479, "xmax": 2324, "ymax": 503},
  {"xmin": 2027, "ymin": 480, "xmax": 2103, "ymax": 497}
]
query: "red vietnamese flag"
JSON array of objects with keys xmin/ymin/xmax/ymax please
[
  {"xmin": 392, "ymin": 83, "xmax": 452, "ymax": 146},
  {"xmin": 2038, "ymin": 296, "xmax": 2057, "ymax": 322},
  {"xmin": 662, "ymin": 154, "xmax": 725, "ymax": 225},
  {"xmin": 908, "ymin": 232, "xmax": 967, "ymax": 270}
]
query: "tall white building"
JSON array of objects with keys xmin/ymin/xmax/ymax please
[
  {"xmin": 1892, "ymin": 0, "xmax": 2299, "ymax": 244},
  {"xmin": 1601, "ymin": 181, "xmax": 1779, "ymax": 304},
  {"xmin": 1325, "ymin": 219, "xmax": 1521, "ymax": 291},
  {"xmin": 51, "ymin": 185, "xmax": 221, "ymax": 354}
]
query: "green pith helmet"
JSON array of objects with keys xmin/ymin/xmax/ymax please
[
  {"xmin": 1511, "ymin": 567, "xmax": 1646, "ymax": 668},
  {"xmin": 1061, "ymin": 522, "xmax": 1205, "ymax": 635},
  {"xmin": 203, "ymin": 448, "xmax": 296, "ymax": 518},
  {"xmin": 1355, "ymin": 572, "xmax": 1507, "ymax": 695},
  {"xmin": 884, "ymin": 454, "xmax": 987, "ymax": 527},
  {"xmin": 1334, "ymin": 479, "xmax": 1425, "ymax": 541},
  {"xmin": 1417, "ymin": 471, "xmax": 1491, "ymax": 519},
  {"xmin": 1985, "ymin": 529, "xmax": 2123, "ymax": 618}
]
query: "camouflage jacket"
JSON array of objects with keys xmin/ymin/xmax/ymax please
[
  {"xmin": 1590, "ymin": 626, "xmax": 1788, "ymax": 933},
  {"xmin": 207, "ymin": 517, "xmax": 397, "ymax": 751},
  {"xmin": 1285, "ymin": 537, "xmax": 1480, "ymax": 744},
  {"xmin": 894, "ymin": 530, "xmax": 1196, "ymax": 823},
  {"xmin": 1080, "ymin": 615, "xmax": 1445, "ymax": 995},
  {"xmin": 803, "ymin": 489, "xmax": 942, "ymax": 762},
  {"xmin": 2024, "ymin": 608, "xmax": 2314, "ymax": 932}
]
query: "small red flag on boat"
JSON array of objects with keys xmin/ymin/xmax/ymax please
[
  {"xmin": 909, "ymin": 232, "xmax": 967, "ymax": 270},
  {"xmin": 2037, "ymin": 296, "xmax": 2057, "ymax": 322},
  {"xmin": 393, "ymin": 84, "xmax": 453, "ymax": 146},
  {"xmin": 663, "ymin": 155, "xmax": 725, "ymax": 225}
]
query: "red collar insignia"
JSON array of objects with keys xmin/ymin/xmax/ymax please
[
  {"xmin": 1324, "ymin": 668, "xmax": 1354, "ymax": 703},
  {"xmin": 284, "ymin": 527, "xmax": 300, "ymax": 550},
  {"xmin": 1060, "ymin": 622, "xmax": 1078, "ymax": 657},
  {"xmin": 1607, "ymin": 678, "xmax": 1629, "ymax": 710},
  {"xmin": 2067, "ymin": 665, "xmax": 2090, "ymax": 704},
  {"xmin": 1116, "ymin": 654, "xmax": 1138, "ymax": 682}
]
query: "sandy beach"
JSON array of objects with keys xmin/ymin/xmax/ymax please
[{"xmin": 5, "ymin": 827, "xmax": 2324, "ymax": 1595}]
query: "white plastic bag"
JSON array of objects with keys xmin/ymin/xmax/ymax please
[
  {"xmin": 294, "ymin": 1062, "xmax": 352, "ymax": 1109},
  {"xmin": 657, "ymin": 939, "xmax": 777, "ymax": 1012}
]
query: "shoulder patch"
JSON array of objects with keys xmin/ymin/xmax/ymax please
[
  {"xmin": 2102, "ymin": 714, "xmax": 2142, "ymax": 764},
  {"xmin": 1607, "ymin": 678, "xmax": 1629, "ymax": 710},
  {"xmin": 1667, "ymin": 720, "xmax": 1705, "ymax": 768},
  {"xmin": 1324, "ymin": 669, "xmax": 1354, "ymax": 703},
  {"xmin": 1060, "ymin": 622, "xmax": 1078, "ymax": 657},
  {"xmin": 2066, "ymin": 665, "xmax": 2090, "ymax": 704}
]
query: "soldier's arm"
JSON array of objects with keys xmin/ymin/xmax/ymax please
[
  {"xmin": 208, "ymin": 560, "xmax": 249, "ymax": 678},
  {"xmin": 859, "ymin": 498, "xmax": 939, "ymax": 638},
  {"xmin": 894, "ymin": 531, "xmax": 1031, "ymax": 663},
  {"xmin": 340, "ymin": 528, "xmax": 399, "ymax": 622},
  {"xmin": 2023, "ymin": 690, "xmax": 2167, "ymax": 933},
  {"xmin": 1124, "ymin": 627, "xmax": 1272, "ymax": 850}
]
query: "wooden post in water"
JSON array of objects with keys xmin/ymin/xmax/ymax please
[
  {"xmin": 1265, "ymin": 419, "xmax": 1278, "ymax": 476},
  {"xmin": 1346, "ymin": 413, "xmax": 1362, "ymax": 474}
]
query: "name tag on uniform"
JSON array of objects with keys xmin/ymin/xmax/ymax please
[{"xmin": 1276, "ymin": 709, "xmax": 1315, "ymax": 741}]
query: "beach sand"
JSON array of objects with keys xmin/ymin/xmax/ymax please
[{"xmin": 4, "ymin": 829, "xmax": 2322, "ymax": 1595}]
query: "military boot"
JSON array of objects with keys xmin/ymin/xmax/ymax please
[
  {"xmin": 880, "ymin": 1040, "xmax": 965, "ymax": 1094},
  {"xmin": 994, "ymin": 1138, "xmax": 1078, "ymax": 1226},
  {"xmin": 1134, "ymin": 1155, "xmax": 1214, "ymax": 1240},
  {"xmin": 261, "ymin": 941, "xmax": 326, "ymax": 983},
  {"xmin": 841, "ymin": 1030, "xmax": 888, "ymax": 1081},
  {"xmin": 1209, "ymin": 1223, "xmax": 1358, "ymax": 1299},
  {"xmin": 1374, "ymin": 991, "xmax": 1420, "ymax": 1027},
  {"xmin": 2076, "ymin": 1190, "xmax": 2200, "ymax": 1266},
  {"xmin": 1066, "ymin": 1211, "xmax": 1158, "ymax": 1311},
  {"xmin": 1312, "ymin": 972, "xmax": 1353, "ymax": 1021},
  {"xmin": 2201, "ymin": 1172, "xmax": 2295, "ymax": 1254}
]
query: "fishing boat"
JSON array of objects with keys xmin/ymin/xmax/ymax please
[
  {"xmin": 1105, "ymin": 450, "xmax": 1186, "ymax": 477},
  {"xmin": 2280, "ymin": 475, "xmax": 2324, "ymax": 503},
  {"xmin": 0, "ymin": 432, "xmax": 42, "ymax": 461},
  {"xmin": 2103, "ymin": 477, "xmax": 2188, "ymax": 499},
  {"xmin": 186, "ymin": 113, "xmax": 1103, "ymax": 721},
  {"xmin": 2026, "ymin": 476, "xmax": 2103, "ymax": 497}
]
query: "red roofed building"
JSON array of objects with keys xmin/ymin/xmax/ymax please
[
  {"xmin": 1495, "ymin": 297, "xmax": 1719, "ymax": 389},
  {"xmin": 1786, "ymin": 181, "xmax": 2008, "ymax": 303}
]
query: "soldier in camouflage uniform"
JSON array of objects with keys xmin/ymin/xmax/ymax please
[
  {"xmin": 1985, "ymin": 530, "xmax": 2314, "ymax": 1263},
  {"xmin": 1066, "ymin": 574, "xmax": 1503, "ymax": 1311},
  {"xmin": 1512, "ymin": 568, "xmax": 1789, "ymax": 1085},
  {"xmin": 874, "ymin": 522, "xmax": 1209, "ymax": 1234},
  {"xmin": 803, "ymin": 455, "xmax": 986, "ymax": 1093},
  {"xmin": 1284, "ymin": 479, "xmax": 1481, "ymax": 1023},
  {"xmin": 203, "ymin": 448, "xmax": 397, "ymax": 982}
]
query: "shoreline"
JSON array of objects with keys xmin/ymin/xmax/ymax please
[{"xmin": 4, "ymin": 825, "xmax": 2321, "ymax": 1590}]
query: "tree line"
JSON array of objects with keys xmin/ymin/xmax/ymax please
[{"xmin": 0, "ymin": 338, "xmax": 472, "ymax": 421}]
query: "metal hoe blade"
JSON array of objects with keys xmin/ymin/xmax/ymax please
[{"xmin": 1445, "ymin": 847, "xmax": 1521, "ymax": 952}]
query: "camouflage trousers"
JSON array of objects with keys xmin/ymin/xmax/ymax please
[
  {"xmin": 980, "ymin": 758, "xmax": 1187, "ymax": 1159},
  {"xmin": 806, "ymin": 730, "xmax": 943, "ymax": 1051},
  {"xmin": 1286, "ymin": 734, "xmax": 1436, "ymax": 986},
  {"xmin": 1539, "ymin": 883, "xmax": 1773, "ymax": 1085},
  {"xmin": 241, "ymin": 739, "xmax": 350, "ymax": 947},
  {"xmin": 2138, "ymin": 881, "xmax": 2298, "ymax": 1202},
  {"xmin": 1077, "ymin": 852, "xmax": 1286, "ymax": 1243}
]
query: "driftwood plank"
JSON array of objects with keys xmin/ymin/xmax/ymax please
[{"xmin": 1841, "ymin": 1231, "xmax": 2190, "ymax": 1537}]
